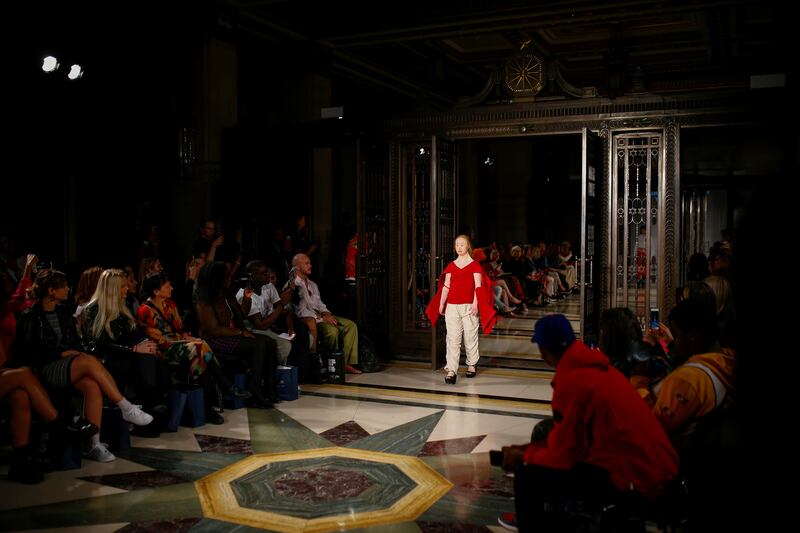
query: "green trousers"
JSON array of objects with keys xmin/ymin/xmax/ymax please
[{"xmin": 318, "ymin": 315, "xmax": 358, "ymax": 364}]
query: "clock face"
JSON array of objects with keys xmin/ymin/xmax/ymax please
[{"xmin": 505, "ymin": 54, "xmax": 544, "ymax": 95}]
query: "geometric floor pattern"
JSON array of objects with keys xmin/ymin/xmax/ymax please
[{"xmin": 0, "ymin": 365, "xmax": 553, "ymax": 532}]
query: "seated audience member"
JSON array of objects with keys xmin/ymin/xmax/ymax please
[
  {"xmin": 290, "ymin": 253, "xmax": 361, "ymax": 374},
  {"xmin": 1, "ymin": 343, "xmax": 98, "ymax": 483},
  {"xmin": 138, "ymin": 272, "xmax": 250, "ymax": 424},
  {"xmin": 15, "ymin": 269, "xmax": 153, "ymax": 463},
  {"xmin": 81, "ymin": 269, "xmax": 166, "ymax": 426},
  {"xmin": 632, "ymin": 296, "xmax": 735, "ymax": 451},
  {"xmin": 195, "ymin": 261, "xmax": 278, "ymax": 407},
  {"xmin": 686, "ymin": 252, "xmax": 710, "ymax": 282},
  {"xmin": 137, "ymin": 257, "xmax": 163, "ymax": 298},
  {"xmin": 498, "ymin": 314, "xmax": 678, "ymax": 532},
  {"xmin": 1, "ymin": 253, "xmax": 38, "ymax": 353},
  {"xmin": 118, "ymin": 265, "xmax": 140, "ymax": 316},
  {"xmin": 73, "ymin": 266, "xmax": 103, "ymax": 324},
  {"xmin": 599, "ymin": 307, "xmax": 671, "ymax": 381},
  {"xmin": 235, "ymin": 261, "xmax": 303, "ymax": 365}
]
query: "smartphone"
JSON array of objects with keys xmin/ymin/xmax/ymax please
[{"xmin": 650, "ymin": 308, "xmax": 659, "ymax": 329}]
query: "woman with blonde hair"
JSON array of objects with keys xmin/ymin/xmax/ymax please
[
  {"xmin": 426, "ymin": 235, "xmax": 497, "ymax": 384},
  {"xmin": 82, "ymin": 269, "xmax": 165, "ymax": 435}
]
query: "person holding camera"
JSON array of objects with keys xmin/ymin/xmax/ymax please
[
  {"xmin": 235, "ymin": 261, "xmax": 298, "ymax": 365},
  {"xmin": 496, "ymin": 314, "xmax": 678, "ymax": 532}
]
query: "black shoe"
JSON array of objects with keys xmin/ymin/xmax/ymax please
[
  {"xmin": 227, "ymin": 385, "xmax": 252, "ymax": 400},
  {"xmin": 205, "ymin": 410, "xmax": 224, "ymax": 425},
  {"xmin": 466, "ymin": 365, "xmax": 478, "ymax": 378},
  {"xmin": 64, "ymin": 417, "xmax": 100, "ymax": 442},
  {"xmin": 445, "ymin": 371, "xmax": 457, "ymax": 384}
]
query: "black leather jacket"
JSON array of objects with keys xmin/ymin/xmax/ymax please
[
  {"xmin": 81, "ymin": 302, "xmax": 146, "ymax": 357},
  {"xmin": 13, "ymin": 302, "xmax": 83, "ymax": 369}
]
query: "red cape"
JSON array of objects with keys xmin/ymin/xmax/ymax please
[{"xmin": 425, "ymin": 270, "xmax": 498, "ymax": 335}]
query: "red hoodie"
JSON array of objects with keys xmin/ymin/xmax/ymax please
[{"xmin": 526, "ymin": 340, "xmax": 679, "ymax": 499}]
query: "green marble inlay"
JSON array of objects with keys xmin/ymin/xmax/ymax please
[
  {"xmin": 418, "ymin": 489, "xmax": 514, "ymax": 526},
  {"xmin": 230, "ymin": 456, "xmax": 416, "ymax": 519},
  {"xmin": 0, "ymin": 482, "xmax": 201, "ymax": 532},
  {"xmin": 119, "ymin": 448, "xmax": 247, "ymax": 481},
  {"xmin": 346, "ymin": 410, "xmax": 444, "ymax": 455},
  {"xmin": 249, "ymin": 407, "xmax": 334, "ymax": 454}
]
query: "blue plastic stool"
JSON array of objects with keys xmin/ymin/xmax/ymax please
[{"xmin": 166, "ymin": 387, "xmax": 205, "ymax": 431}]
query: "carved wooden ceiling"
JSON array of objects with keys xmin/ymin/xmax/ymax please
[{"xmin": 225, "ymin": 0, "xmax": 788, "ymax": 109}]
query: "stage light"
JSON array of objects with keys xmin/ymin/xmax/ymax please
[
  {"xmin": 67, "ymin": 64, "xmax": 84, "ymax": 80},
  {"xmin": 42, "ymin": 56, "xmax": 59, "ymax": 73}
]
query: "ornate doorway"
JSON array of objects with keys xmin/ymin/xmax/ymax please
[{"xmin": 610, "ymin": 132, "xmax": 664, "ymax": 328}]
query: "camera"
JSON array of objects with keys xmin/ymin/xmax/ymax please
[
  {"xmin": 236, "ymin": 274, "xmax": 253, "ymax": 290},
  {"xmin": 489, "ymin": 449, "xmax": 504, "ymax": 467}
]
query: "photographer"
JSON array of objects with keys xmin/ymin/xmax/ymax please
[{"xmin": 496, "ymin": 314, "xmax": 678, "ymax": 532}]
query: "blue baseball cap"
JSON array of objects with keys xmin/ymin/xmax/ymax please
[{"xmin": 532, "ymin": 314, "xmax": 576, "ymax": 352}]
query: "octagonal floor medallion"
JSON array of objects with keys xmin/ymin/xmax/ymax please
[{"xmin": 195, "ymin": 446, "xmax": 453, "ymax": 532}]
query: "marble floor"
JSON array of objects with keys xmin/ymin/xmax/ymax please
[{"xmin": 0, "ymin": 365, "xmax": 554, "ymax": 532}]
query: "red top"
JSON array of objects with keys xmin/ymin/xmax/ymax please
[
  {"xmin": 525, "ymin": 340, "xmax": 679, "ymax": 500},
  {"xmin": 345, "ymin": 235, "xmax": 358, "ymax": 280},
  {"xmin": 442, "ymin": 260, "xmax": 483, "ymax": 304},
  {"xmin": 425, "ymin": 267, "xmax": 498, "ymax": 336}
]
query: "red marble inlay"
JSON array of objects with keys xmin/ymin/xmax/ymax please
[
  {"xmin": 319, "ymin": 420, "xmax": 371, "ymax": 446},
  {"xmin": 194, "ymin": 434, "xmax": 253, "ymax": 455},
  {"xmin": 78, "ymin": 470, "xmax": 188, "ymax": 491},
  {"xmin": 273, "ymin": 467, "xmax": 373, "ymax": 502},
  {"xmin": 418, "ymin": 435, "xmax": 486, "ymax": 457}
]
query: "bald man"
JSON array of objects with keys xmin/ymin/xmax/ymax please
[{"xmin": 290, "ymin": 254, "xmax": 361, "ymax": 374}]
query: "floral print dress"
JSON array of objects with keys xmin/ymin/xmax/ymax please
[{"xmin": 137, "ymin": 298, "xmax": 215, "ymax": 384}]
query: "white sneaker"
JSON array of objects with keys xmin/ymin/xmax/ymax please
[
  {"xmin": 121, "ymin": 404, "xmax": 153, "ymax": 426},
  {"xmin": 85, "ymin": 442, "xmax": 116, "ymax": 463}
]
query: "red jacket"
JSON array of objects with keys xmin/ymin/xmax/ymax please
[
  {"xmin": 526, "ymin": 340, "xmax": 679, "ymax": 499},
  {"xmin": 425, "ymin": 269, "xmax": 498, "ymax": 335}
]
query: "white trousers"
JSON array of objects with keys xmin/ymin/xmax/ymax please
[
  {"xmin": 444, "ymin": 303, "xmax": 480, "ymax": 372},
  {"xmin": 251, "ymin": 328, "xmax": 292, "ymax": 365}
]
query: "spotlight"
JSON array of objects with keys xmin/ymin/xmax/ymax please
[
  {"xmin": 67, "ymin": 64, "xmax": 84, "ymax": 80},
  {"xmin": 483, "ymin": 157, "xmax": 495, "ymax": 166},
  {"xmin": 42, "ymin": 56, "xmax": 59, "ymax": 73},
  {"xmin": 419, "ymin": 148, "xmax": 426, "ymax": 155}
]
